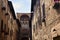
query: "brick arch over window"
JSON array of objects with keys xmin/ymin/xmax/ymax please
[{"xmin": 20, "ymin": 14, "xmax": 29, "ymax": 21}]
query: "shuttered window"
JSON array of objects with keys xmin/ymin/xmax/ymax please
[
  {"xmin": 42, "ymin": 3, "xmax": 45, "ymax": 19},
  {"xmin": 1, "ymin": 20, "xmax": 3, "ymax": 32},
  {"xmin": 33, "ymin": 25, "xmax": 35, "ymax": 32},
  {"xmin": 1, "ymin": 20, "xmax": 6, "ymax": 32}
]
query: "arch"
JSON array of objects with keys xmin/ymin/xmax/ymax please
[
  {"xmin": 20, "ymin": 14, "xmax": 29, "ymax": 21},
  {"xmin": 51, "ymin": 27, "xmax": 57, "ymax": 33},
  {"xmin": 51, "ymin": 27, "xmax": 57, "ymax": 38},
  {"xmin": 53, "ymin": 29, "xmax": 56, "ymax": 31},
  {"xmin": 53, "ymin": 36, "xmax": 60, "ymax": 40},
  {"xmin": 51, "ymin": 27, "xmax": 60, "ymax": 40}
]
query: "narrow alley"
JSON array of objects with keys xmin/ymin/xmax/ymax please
[{"xmin": 0, "ymin": 0, "xmax": 60, "ymax": 40}]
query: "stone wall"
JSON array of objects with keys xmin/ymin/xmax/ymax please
[{"xmin": 32, "ymin": 0, "xmax": 60, "ymax": 40}]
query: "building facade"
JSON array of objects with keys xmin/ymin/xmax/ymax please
[
  {"xmin": 17, "ymin": 13, "xmax": 31, "ymax": 40},
  {"xmin": 0, "ymin": 0, "xmax": 18, "ymax": 40},
  {"xmin": 32, "ymin": 0, "xmax": 60, "ymax": 40},
  {"xmin": 32, "ymin": 0, "xmax": 42, "ymax": 40},
  {"xmin": 0, "ymin": 0, "xmax": 9, "ymax": 40},
  {"xmin": 6, "ymin": 1, "xmax": 18, "ymax": 40}
]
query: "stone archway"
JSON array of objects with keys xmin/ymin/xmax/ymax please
[
  {"xmin": 53, "ymin": 36, "xmax": 60, "ymax": 40},
  {"xmin": 51, "ymin": 28, "xmax": 60, "ymax": 40},
  {"xmin": 51, "ymin": 23, "xmax": 60, "ymax": 40}
]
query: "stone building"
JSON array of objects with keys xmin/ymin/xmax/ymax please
[
  {"xmin": 44, "ymin": 0, "xmax": 60, "ymax": 40},
  {"xmin": 0, "ymin": 0, "xmax": 9, "ymax": 40},
  {"xmin": 0, "ymin": 0, "xmax": 18, "ymax": 40},
  {"xmin": 32, "ymin": 0, "xmax": 42, "ymax": 40},
  {"xmin": 32, "ymin": 0, "xmax": 60, "ymax": 40},
  {"xmin": 17, "ymin": 13, "xmax": 31, "ymax": 40},
  {"xmin": 6, "ymin": 1, "xmax": 18, "ymax": 40}
]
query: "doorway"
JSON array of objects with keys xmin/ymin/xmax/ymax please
[{"xmin": 53, "ymin": 36, "xmax": 60, "ymax": 40}]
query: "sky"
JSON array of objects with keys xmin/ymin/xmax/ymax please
[{"xmin": 9, "ymin": 0, "xmax": 31, "ymax": 13}]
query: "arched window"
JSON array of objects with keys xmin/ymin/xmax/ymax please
[
  {"xmin": 20, "ymin": 15, "xmax": 29, "ymax": 21},
  {"xmin": 53, "ymin": 29, "xmax": 56, "ymax": 31}
]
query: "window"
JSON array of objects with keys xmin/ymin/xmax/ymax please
[
  {"xmin": 2, "ymin": 24, "xmax": 6, "ymax": 32},
  {"xmin": 21, "ymin": 20, "xmax": 29, "ymax": 25},
  {"xmin": 4, "ymin": 24, "xmax": 9, "ymax": 35},
  {"xmin": 1, "ymin": 20, "xmax": 3, "ymax": 32},
  {"xmin": 35, "ymin": 25, "xmax": 38, "ymax": 36},
  {"xmin": 4, "ymin": 24, "xmax": 6, "ymax": 31},
  {"xmin": 11, "ymin": 19, "xmax": 13, "ymax": 24},
  {"xmin": 33, "ymin": 25, "xmax": 35, "ymax": 32},
  {"xmin": 53, "ymin": 29, "xmax": 56, "ymax": 31},
  {"xmin": 42, "ymin": 3, "xmax": 46, "ymax": 22},
  {"xmin": 42, "ymin": 3, "xmax": 45, "ymax": 19},
  {"xmin": 36, "ymin": 22, "xmax": 37, "ymax": 29},
  {"xmin": 1, "ymin": 20, "xmax": 7, "ymax": 33}
]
